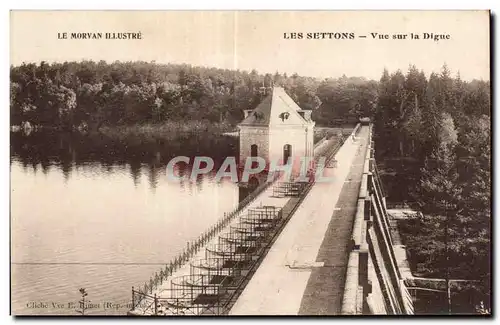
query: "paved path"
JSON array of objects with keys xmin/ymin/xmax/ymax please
[
  {"xmin": 298, "ymin": 127, "xmax": 369, "ymax": 315},
  {"xmin": 132, "ymin": 136, "xmax": 345, "ymax": 315},
  {"xmin": 229, "ymin": 126, "xmax": 369, "ymax": 315}
]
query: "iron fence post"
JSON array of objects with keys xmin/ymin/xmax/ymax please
[
  {"xmin": 154, "ymin": 293, "xmax": 158, "ymax": 315},
  {"xmin": 132, "ymin": 286, "xmax": 135, "ymax": 309}
]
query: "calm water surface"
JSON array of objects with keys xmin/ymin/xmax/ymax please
[{"xmin": 10, "ymin": 131, "xmax": 240, "ymax": 315}]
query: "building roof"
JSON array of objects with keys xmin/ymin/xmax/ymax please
[{"xmin": 239, "ymin": 87, "xmax": 314, "ymax": 127}]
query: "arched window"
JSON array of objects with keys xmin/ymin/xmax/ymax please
[
  {"xmin": 251, "ymin": 144, "xmax": 258, "ymax": 157},
  {"xmin": 283, "ymin": 144, "xmax": 292, "ymax": 164}
]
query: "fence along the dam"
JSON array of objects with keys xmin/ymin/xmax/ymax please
[
  {"xmin": 130, "ymin": 127, "xmax": 357, "ymax": 315},
  {"xmin": 342, "ymin": 124, "xmax": 414, "ymax": 315}
]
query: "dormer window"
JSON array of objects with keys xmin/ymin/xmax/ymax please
[
  {"xmin": 244, "ymin": 110, "xmax": 253, "ymax": 118},
  {"xmin": 254, "ymin": 112, "xmax": 264, "ymax": 120}
]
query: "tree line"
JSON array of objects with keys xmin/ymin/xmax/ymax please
[
  {"xmin": 375, "ymin": 65, "xmax": 490, "ymax": 300},
  {"xmin": 10, "ymin": 60, "xmax": 378, "ymax": 131}
]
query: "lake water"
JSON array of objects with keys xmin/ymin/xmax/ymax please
[{"xmin": 10, "ymin": 131, "xmax": 240, "ymax": 315}]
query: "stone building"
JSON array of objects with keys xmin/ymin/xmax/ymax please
[{"xmin": 237, "ymin": 86, "xmax": 315, "ymax": 174}]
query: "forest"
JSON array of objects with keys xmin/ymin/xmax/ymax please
[
  {"xmin": 374, "ymin": 65, "xmax": 490, "ymax": 306},
  {"xmin": 10, "ymin": 60, "xmax": 491, "ymax": 303},
  {"xmin": 10, "ymin": 60, "xmax": 377, "ymax": 132}
]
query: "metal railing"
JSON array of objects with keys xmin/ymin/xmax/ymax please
[
  {"xmin": 373, "ymin": 160, "xmax": 387, "ymax": 199},
  {"xmin": 131, "ymin": 127, "xmax": 355, "ymax": 313},
  {"xmin": 131, "ymin": 174, "xmax": 283, "ymax": 309}
]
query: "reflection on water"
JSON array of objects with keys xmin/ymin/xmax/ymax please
[{"xmin": 10, "ymin": 131, "xmax": 240, "ymax": 315}]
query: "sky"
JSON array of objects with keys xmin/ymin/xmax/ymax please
[{"xmin": 10, "ymin": 11, "xmax": 490, "ymax": 81}]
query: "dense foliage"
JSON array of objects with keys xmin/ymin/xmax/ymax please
[
  {"xmin": 375, "ymin": 65, "xmax": 491, "ymax": 301},
  {"xmin": 10, "ymin": 60, "xmax": 377, "ymax": 130}
]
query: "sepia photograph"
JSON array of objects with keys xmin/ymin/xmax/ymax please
[{"xmin": 9, "ymin": 10, "xmax": 491, "ymax": 316}]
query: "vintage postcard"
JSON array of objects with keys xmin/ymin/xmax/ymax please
[{"xmin": 9, "ymin": 10, "xmax": 491, "ymax": 316}]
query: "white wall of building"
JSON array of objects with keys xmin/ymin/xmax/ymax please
[{"xmin": 239, "ymin": 126, "xmax": 269, "ymax": 165}]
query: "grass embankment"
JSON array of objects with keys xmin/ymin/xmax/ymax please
[
  {"xmin": 97, "ymin": 121, "xmax": 235, "ymax": 143},
  {"xmin": 98, "ymin": 122, "xmax": 356, "ymax": 144}
]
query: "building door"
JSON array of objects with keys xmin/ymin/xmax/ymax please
[
  {"xmin": 283, "ymin": 144, "xmax": 292, "ymax": 164},
  {"xmin": 249, "ymin": 177, "xmax": 259, "ymax": 190},
  {"xmin": 251, "ymin": 144, "xmax": 258, "ymax": 157}
]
